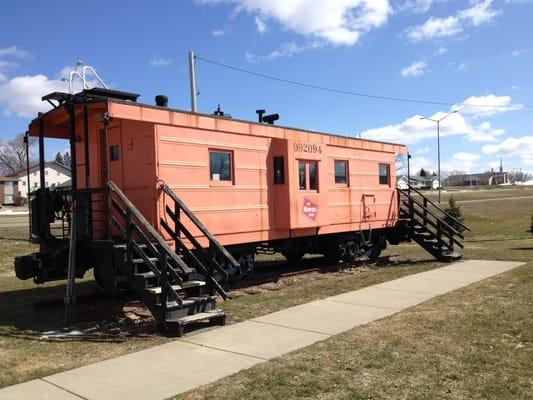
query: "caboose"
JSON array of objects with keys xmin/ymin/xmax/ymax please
[{"xmin": 14, "ymin": 86, "xmax": 468, "ymax": 334}]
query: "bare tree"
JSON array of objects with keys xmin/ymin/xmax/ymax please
[
  {"xmin": 509, "ymin": 170, "xmax": 532, "ymax": 184},
  {"xmin": 0, "ymin": 133, "xmax": 36, "ymax": 175}
]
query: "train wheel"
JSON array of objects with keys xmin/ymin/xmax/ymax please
[
  {"xmin": 236, "ymin": 253, "xmax": 255, "ymax": 279},
  {"xmin": 281, "ymin": 249, "xmax": 304, "ymax": 267},
  {"xmin": 367, "ymin": 235, "xmax": 387, "ymax": 261}
]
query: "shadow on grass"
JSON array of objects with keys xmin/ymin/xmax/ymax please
[
  {"xmin": 510, "ymin": 247, "xmax": 533, "ymax": 251},
  {"xmin": 229, "ymin": 255, "xmax": 437, "ymax": 290},
  {"xmin": 0, "ymin": 281, "xmax": 131, "ymax": 341}
]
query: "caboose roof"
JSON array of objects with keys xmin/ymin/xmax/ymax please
[{"xmin": 29, "ymin": 90, "xmax": 406, "ymax": 154}]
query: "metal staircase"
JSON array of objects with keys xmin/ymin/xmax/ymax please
[
  {"xmin": 398, "ymin": 186, "xmax": 470, "ymax": 261},
  {"xmin": 107, "ymin": 181, "xmax": 239, "ymax": 336}
]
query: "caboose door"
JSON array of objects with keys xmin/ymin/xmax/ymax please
[{"xmin": 106, "ymin": 124, "xmax": 124, "ymax": 188}]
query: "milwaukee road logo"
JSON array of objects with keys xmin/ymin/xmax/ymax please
[{"xmin": 302, "ymin": 199, "xmax": 318, "ymax": 220}]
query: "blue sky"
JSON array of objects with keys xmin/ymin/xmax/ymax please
[{"xmin": 0, "ymin": 0, "xmax": 532, "ymax": 174}]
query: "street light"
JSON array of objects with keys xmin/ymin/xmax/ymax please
[{"xmin": 420, "ymin": 110, "xmax": 458, "ymax": 204}]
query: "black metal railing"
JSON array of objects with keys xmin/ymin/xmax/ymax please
[
  {"xmin": 107, "ymin": 181, "xmax": 194, "ymax": 309},
  {"xmin": 398, "ymin": 185, "xmax": 470, "ymax": 253},
  {"xmin": 160, "ymin": 183, "xmax": 236, "ymax": 299}
]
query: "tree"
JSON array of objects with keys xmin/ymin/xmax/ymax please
[
  {"xmin": 55, "ymin": 151, "xmax": 63, "ymax": 164},
  {"xmin": 509, "ymin": 170, "xmax": 532, "ymax": 184},
  {"xmin": 0, "ymin": 133, "xmax": 36, "ymax": 175},
  {"xmin": 62, "ymin": 151, "xmax": 71, "ymax": 167},
  {"xmin": 444, "ymin": 196, "xmax": 465, "ymax": 234},
  {"xmin": 419, "ymin": 168, "xmax": 427, "ymax": 177}
]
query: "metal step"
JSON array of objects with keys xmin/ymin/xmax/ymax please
[
  {"xmin": 167, "ymin": 309, "xmax": 227, "ymax": 337},
  {"xmin": 143, "ymin": 280, "xmax": 206, "ymax": 294},
  {"xmin": 132, "ymin": 257, "xmax": 158, "ymax": 264}
]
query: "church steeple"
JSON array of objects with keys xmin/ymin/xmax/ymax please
[{"xmin": 499, "ymin": 157, "xmax": 503, "ymax": 173}]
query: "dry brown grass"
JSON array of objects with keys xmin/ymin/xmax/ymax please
[{"xmin": 1, "ymin": 191, "xmax": 532, "ymax": 394}]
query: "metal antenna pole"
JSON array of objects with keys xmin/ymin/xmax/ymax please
[
  {"xmin": 189, "ymin": 51, "xmax": 198, "ymax": 113},
  {"xmin": 437, "ymin": 120, "xmax": 441, "ymax": 204}
]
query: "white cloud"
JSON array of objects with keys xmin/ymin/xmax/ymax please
[
  {"xmin": 255, "ymin": 16, "xmax": 267, "ymax": 33},
  {"xmin": 451, "ymin": 152, "xmax": 480, "ymax": 162},
  {"xmin": 453, "ymin": 60, "xmax": 469, "ymax": 71},
  {"xmin": 405, "ymin": 15, "xmax": 462, "ymax": 41},
  {"xmin": 361, "ymin": 96, "xmax": 511, "ymax": 145},
  {"xmin": 401, "ymin": 60, "xmax": 428, "ymax": 77},
  {"xmin": 483, "ymin": 136, "xmax": 533, "ymax": 168},
  {"xmin": 458, "ymin": 0, "xmax": 499, "ymax": 26},
  {"xmin": 410, "ymin": 156, "xmax": 433, "ymax": 171},
  {"xmin": 434, "ymin": 46, "xmax": 448, "ymax": 56},
  {"xmin": 0, "ymin": 46, "xmax": 29, "ymax": 58},
  {"xmin": 415, "ymin": 146, "xmax": 430, "ymax": 154},
  {"xmin": 483, "ymin": 136, "xmax": 533, "ymax": 156},
  {"xmin": 442, "ymin": 152, "xmax": 480, "ymax": 172},
  {"xmin": 201, "ymin": 0, "xmax": 392, "ymax": 46},
  {"xmin": 467, "ymin": 121, "xmax": 505, "ymax": 142},
  {"xmin": 510, "ymin": 49, "xmax": 527, "ymax": 57},
  {"xmin": 405, "ymin": 0, "xmax": 499, "ymax": 42},
  {"xmin": 398, "ymin": 0, "xmax": 436, "ymax": 13},
  {"xmin": 150, "ymin": 55, "xmax": 172, "ymax": 67},
  {"xmin": 453, "ymin": 95, "xmax": 523, "ymax": 118},
  {"xmin": 0, "ymin": 60, "xmax": 19, "ymax": 83},
  {"xmin": 212, "ymin": 28, "xmax": 228, "ymax": 36},
  {"xmin": 0, "ymin": 74, "xmax": 67, "ymax": 117},
  {"xmin": 245, "ymin": 41, "xmax": 322, "ymax": 62}
]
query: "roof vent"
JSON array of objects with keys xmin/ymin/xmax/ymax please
[{"xmin": 155, "ymin": 95, "xmax": 168, "ymax": 107}]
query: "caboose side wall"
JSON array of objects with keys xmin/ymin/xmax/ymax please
[
  {"xmin": 154, "ymin": 123, "xmax": 276, "ymax": 245},
  {"xmin": 104, "ymin": 102, "xmax": 403, "ymax": 248}
]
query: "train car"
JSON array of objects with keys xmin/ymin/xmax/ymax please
[{"xmin": 14, "ymin": 87, "xmax": 467, "ymax": 334}]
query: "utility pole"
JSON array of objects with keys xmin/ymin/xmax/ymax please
[
  {"xmin": 420, "ymin": 110, "xmax": 458, "ymax": 204},
  {"xmin": 188, "ymin": 51, "xmax": 198, "ymax": 113}
]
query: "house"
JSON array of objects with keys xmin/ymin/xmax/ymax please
[
  {"xmin": 0, "ymin": 176, "xmax": 19, "ymax": 205},
  {"xmin": 397, "ymin": 175, "xmax": 440, "ymax": 190},
  {"xmin": 443, "ymin": 171, "xmax": 509, "ymax": 187},
  {"xmin": 7, "ymin": 161, "xmax": 71, "ymax": 198}
]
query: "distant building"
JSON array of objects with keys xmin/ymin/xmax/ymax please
[
  {"xmin": 0, "ymin": 176, "xmax": 19, "ymax": 205},
  {"xmin": 7, "ymin": 161, "xmax": 71, "ymax": 198},
  {"xmin": 443, "ymin": 171, "xmax": 509, "ymax": 187},
  {"xmin": 444, "ymin": 158, "xmax": 509, "ymax": 187},
  {"xmin": 397, "ymin": 175, "xmax": 440, "ymax": 190}
]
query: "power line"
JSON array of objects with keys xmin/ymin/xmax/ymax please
[{"xmin": 195, "ymin": 55, "xmax": 532, "ymax": 110}]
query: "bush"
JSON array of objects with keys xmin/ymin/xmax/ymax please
[
  {"xmin": 530, "ymin": 215, "xmax": 533, "ymax": 236},
  {"xmin": 444, "ymin": 196, "xmax": 465, "ymax": 234}
]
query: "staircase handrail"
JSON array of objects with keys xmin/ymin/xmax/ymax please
[
  {"xmin": 107, "ymin": 181, "xmax": 192, "ymax": 275},
  {"xmin": 160, "ymin": 183, "xmax": 240, "ymax": 269},
  {"xmin": 400, "ymin": 195, "xmax": 463, "ymax": 239},
  {"xmin": 400, "ymin": 186, "xmax": 470, "ymax": 232}
]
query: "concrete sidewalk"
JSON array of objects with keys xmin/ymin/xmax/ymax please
[{"xmin": 0, "ymin": 259, "xmax": 524, "ymax": 400}]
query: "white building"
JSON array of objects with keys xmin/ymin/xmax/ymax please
[{"xmin": 10, "ymin": 161, "xmax": 71, "ymax": 198}]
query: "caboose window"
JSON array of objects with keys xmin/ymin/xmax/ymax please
[
  {"xmin": 379, "ymin": 163, "xmax": 390, "ymax": 185},
  {"xmin": 334, "ymin": 160, "xmax": 348, "ymax": 184},
  {"xmin": 298, "ymin": 161, "xmax": 306, "ymax": 190},
  {"xmin": 209, "ymin": 151, "xmax": 232, "ymax": 181},
  {"xmin": 273, "ymin": 156, "xmax": 285, "ymax": 184},
  {"xmin": 298, "ymin": 160, "xmax": 319, "ymax": 191},
  {"xmin": 309, "ymin": 161, "xmax": 318, "ymax": 190},
  {"xmin": 110, "ymin": 145, "xmax": 120, "ymax": 161}
]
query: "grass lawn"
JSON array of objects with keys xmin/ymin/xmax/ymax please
[{"xmin": 0, "ymin": 190, "xmax": 532, "ymax": 396}]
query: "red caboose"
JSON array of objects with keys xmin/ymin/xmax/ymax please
[{"xmin": 15, "ymin": 87, "xmax": 467, "ymax": 334}]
